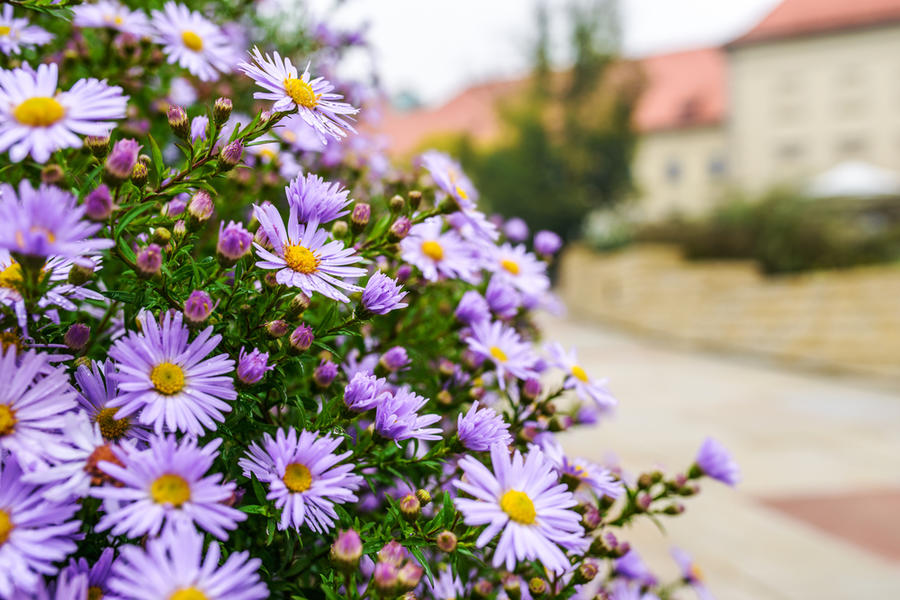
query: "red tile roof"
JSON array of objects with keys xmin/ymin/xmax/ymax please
[
  {"xmin": 633, "ymin": 48, "xmax": 726, "ymax": 132},
  {"xmin": 731, "ymin": 0, "xmax": 900, "ymax": 46}
]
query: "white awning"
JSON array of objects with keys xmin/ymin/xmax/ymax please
[{"xmin": 806, "ymin": 160, "xmax": 900, "ymax": 199}]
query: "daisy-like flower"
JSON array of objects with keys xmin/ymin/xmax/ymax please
[
  {"xmin": 0, "ymin": 348, "xmax": 77, "ymax": 470},
  {"xmin": 75, "ymin": 359, "xmax": 149, "ymax": 442},
  {"xmin": 453, "ymin": 443, "xmax": 585, "ymax": 573},
  {"xmin": 374, "ymin": 388, "xmax": 442, "ymax": 443},
  {"xmin": 238, "ymin": 47, "xmax": 358, "ymax": 142},
  {"xmin": 671, "ymin": 547, "xmax": 714, "ymax": 600},
  {"xmin": 253, "ymin": 203, "xmax": 365, "ymax": 302},
  {"xmin": 400, "ymin": 217, "xmax": 480, "ymax": 283},
  {"xmin": 420, "ymin": 150, "xmax": 498, "ymax": 241},
  {"xmin": 537, "ymin": 436, "xmax": 623, "ymax": 499},
  {"xmin": 545, "ymin": 342, "xmax": 616, "ymax": 410},
  {"xmin": 457, "ymin": 400, "xmax": 512, "ymax": 452},
  {"xmin": 109, "ymin": 522, "xmax": 268, "ymax": 600},
  {"xmin": 23, "ymin": 566, "xmax": 90, "ymax": 600},
  {"xmin": 427, "ymin": 566, "xmax": 466, "ymax": 600},
  {"xmin": 239, "ymin": 428, "xmax": 363, "ymax": 533},
  {"xmin": 73, "ymin": 1, "xmax": 152, "ymax": 36},
  {"xmin": 615, "ymin": 549, "xmax": 658, "ymax": 587},
  {"xmin": 65, "ymin": 547, "xmax": 116, "ymax": 600},
  {"xmin": 0, "ymin": 63, "xmax": 128, "ymax": 163},
  {"xmin": 108, "ymin": 310, "xmax": 236, "ymax": 436},
  {"xmin": 92, "ymin": 435, "xmax": 245, "ymax": 540},
  {"xmin": 693, "ymin": 437, "xmax": 740, "ymax": 487},
  {"xmin": 276, "ymin": 113, "xmax": 327, "ymax": 153},
  {"xmin": 487, "ymin": 242, "xmax": 549, "ymax": 294},
  {"xmin": 285, "ymin": 172, "xmax": 352, "ymax": 224},
  {"xmin": 0, "ymin": 459, "xmax": 80, "ymax": 598},
  {"xmin": 0, "ymin": 181, "xmax": 113, "ymax": 259},
  {"xmin": 0, "ymin": 6, "xmax": 52, "ymax": 56},
  {"xmin": 151, "ymin": 2, "xmax": 238, "ymax": 82},
  {"xmin": 465, "ymin": 320, "xmax": 539, "ymax": 390}
]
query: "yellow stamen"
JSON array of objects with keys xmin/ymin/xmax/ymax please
[
  {"xmin": 0, "ymin": 332, "xmax": 23, "ymax": 354},
  {"xmin": 455, "ymin": 185, "xmax": 468, "ymax": 200},
  {"xmin": 88, "ymin": 586, "xmax": 104, "ymax": 600},
  {"xmin": 284, "ymin": 77, "xmax": 319, "ymax": 108},
  {"xmin": 489, "ymin": 346, "xmax": 508, "ymax": 363},
  {"xmin": 421, "ymin": 240, "xmax": 444, "ymax": 261},
  {"xmin": 571, "ymin": 365, "xmax": 589, "ymax": 383},
  {"xmin": 150, "ymin": 362, "xmax": 185, "ymax": 395},
  {"xmin": 114, "ymin": 15, "xmax": 124, "ymax": 25},
  {"xmin": 150, "ymin": 473, "xmax": 191, "ymax": 506},
  {"xmin": 181, "ymin": 30, "xmax": 203, "ymax": 51},
  {"xmin": 0, "ymin": 405, "xmax": 15, "ymax": 437},
  {"xmin": 689, "ymin": 564, "xmax": 704, "ymax": 582},
  {"xmin": 283, "ymin": 463, "xmax": 313, "ymax": 493},
  {"xmin": 94, "ymin": 407, "xmax": 130, "ymax": 441},
  {"xmin": 0, "ymin": 509, "xmax": 12, "ymax": 546},
  {"xmin": 13, "ymin": 97, "xmax": 65, "ymax": 127},
  {"xmin": 0, "ymin": 26, "xmax": 11, "ymax": 37},
  {"xmin": 500, "ymin": 489, "xmax": 536, "ymax": 524},
  {"xmin": 283, "ymin": 244, "xmax": 319, "ymax": 274},
  {"xmin": 169, "ymin": 588, "xmax": 208, "ymax": 600},
  {"xmin": 0, "ymin": 262, "xmax": 23, "ymax": 291},
  {"xmin": 500, "ymin": 259, "xmax": 520, "ymax": 276}
]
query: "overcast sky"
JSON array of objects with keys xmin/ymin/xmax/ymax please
[{"xmin": 300, "ymin": 0, "xmax": 782, "ymax": 105}]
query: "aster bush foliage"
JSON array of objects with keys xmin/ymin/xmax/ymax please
[{"xmin": 0, "ymin": 1, "xmax": 738, "ymax": 599}]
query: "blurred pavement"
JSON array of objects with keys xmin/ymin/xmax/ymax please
[{"xmin": 548, "ymin": 314, "xmax": 900, "ymax": 599}]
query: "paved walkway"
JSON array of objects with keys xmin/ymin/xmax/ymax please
[{"xmin": 546, "ymin": 314, "xmax": 900, "ymax": 599}]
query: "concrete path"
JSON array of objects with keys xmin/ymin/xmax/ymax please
[{"xmin": 546, "ymin": 314, "xmax": 900, "ymax": 599}]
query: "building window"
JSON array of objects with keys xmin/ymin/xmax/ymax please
[
  {"xmin": 665, "ymin": 159, "xmax": 682, "ymax": 183},
  {"xmin": 708, "ymin": 156, "xmax": 727, "ymax": 178}
]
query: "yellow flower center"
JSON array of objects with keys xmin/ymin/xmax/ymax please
[
  {"xmin": 88, "ymin": 586, "xmax": 104, "ymax": 600},
  {"xmin": 284, "ymin": 77, "xmax": 319, "ymax": 108},
  {"xmin": 94, "ymin": 407, "xmax": 130, "ymax": 441},
  {"xmin": 0, "ymin": 405, "xmax": 16, "ymax": 437},
  {"xmin": 0, "ymin": 332, "xmax": 22, "ymax": 354},
  {"xmin": 500, "ymin": 259, "xmax": 520, "ymax": 276},
  {"xmin": 421, "ymin": 240, "xmax": 444, "ymax": 261},
  {"xmin": 150, "ymin": 362, "xmax": 185, "ymax": 395},
  {"xmin": 0, "ymin": 509, "xmax": 13, "ymax": 546},
  {"xmin": 181, "ymin": 30, "xmax": 203, "ymax": 51},
  {"xmin": 283, "ymin": 463, "xmax": 313, "ymax": 493},
  {"xmin": 169, "ymin": 588, "xmax": 208, "ymax": 600},
  {"xmin": 489, "ymin": 346, "xmax": 508, "ymax": 363},
  {"xmin": 150, "ymin": 473, "xmax": 191, "ymax": 506},
  {"xmin": 0, "ymin": 262, "xmax": 22, "ymax": 291},
  {"xmin": 500, "ymin": 489, "xmax": 536, "ymax": 524},
  {"xmin": 13, "ymin": 97, "xmax": 66, "ymax": 127},
  {"xmin": 689, "ymin": 564, "xmax": 704, "ymax": 582},
  {"xmin": 259, "ymin": 147, "xmax": 278, "ymax": 161},
  {"xmin": 571, "ymin": 365, "xmax": 589, "ymax": 383},
  {"xmin": 283, "ymin": 244, "xmax": 319, "ymax": 274},
  {"xmin": 0, "ymin": 26, "xmax": 11, "ymax": 36},
  {"xmin": 455, "ymin": 185, "xmax": 468, "ymax": 200}
]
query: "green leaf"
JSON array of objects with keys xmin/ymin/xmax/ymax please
[
  {"xmin": 250, "ymin": 473, "xmax": 267, "ymax": 505},
  {"xmin": 115, "ymin": 202, "xmax": 157, "ymax": 240},
  {"xmin": 147, "ymin": 134, "xmax": 164, "ymax": 181},
  {"xmin": 406, "ymin": 545, "xmax": 435, "ymax": 586}
]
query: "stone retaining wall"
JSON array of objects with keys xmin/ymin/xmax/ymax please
[{"xmin": 558, "ymin": 244, "xmax": 900, "ymax": 379}]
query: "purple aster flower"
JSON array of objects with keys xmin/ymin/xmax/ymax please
[
  {"xmin": 84, "ymin": 185, "xmax": 114, "ymax": 221},
  {"xmin": 0, "ymin": 348, "xmax": 77, "ymax": 470},
  {"xmin": 534, "ymin": 230, "xmax": 562, "ymax": 256},
  {"xmin": 343, "ymin": 371, "xmax": 389, "ymax": 413},
  {"xmin": 104, "ymin": 138, "xmax": 141, "ymax": 183},
  {"xmin": 25, "ymin": 565, "xmax": 90, "ymax": 600},
  {"xmin": 313, "ymin": 359, "xmax": 338, "ymax": 387},
  {"xmin": 183, "ymin": 290, "xmax": 217, "ymax": 324},
  {"xmin": 379, "ymin": 346, "xmax": 409, "ymax": 372},
  {"xmin": 217, "ymin": 220, "xmax": 253, "ymax": 265},
  {"xmin": 545, "ymin": 343, "xmax": 616, "ymax": 410},
  {"xmin": 275, "ymin": 113, "xmax": 327, "ymax": 152},
  {"xmin": 289, "ymin": 323, "xmax": 314, "ymax": 351},
  {"xmin": 108, "ymin": 310, "xmax": 236, "ymax": 436},
  {"xmin": 285, "ymin": 173, "xmax": 352, "ymax": 224},
  {"xmin": 485, "ymin": 276, "xmax": 522, "ymax": 320},
  {"xmin": 190, "ymin": 114, "xmax": 209, "ymax": 142},
  {"xmin": 0, "ymin": 459, "xmax": 80, "ymax": 597},
  {"xmin": 238, "ymin": 47, "xmax": 359, "ymax": 142},
  {"xmin": 374, "ymin": 388, "xmax": 441, "ymax": 443},
  {"xmin": 361, "ymin": 271, "xmax": 408, "ymax": 316},
  {"xmin": 92, "ymin": 435, "xmax": 245, "ymax": 539},
  {"xmin": 607, "ymin": 580, "xmax": 661, "ymax": 600},
  {"xmin": 239, "ymin": 428, "xmax": 363, "ymax": 533},
  {"xmin": 400, "ymin": 217, "xmax": 480, "ymax": 283},
  {"xmin": 453, "ymin": 443, "xmax": 586, "ymax": 573},
  {"xmin": 236, "ymin": 347, "xmax": 273, "ymax": 385},
  {"xmin": 109, "ymin": 522, "xmax": 268, "ymax": 600},
  {"xmin": 187, "ymin": 190, "xmax": 214, "ymax": 222},
  {"xmin": 455, "ymin": 290, "xmax": 490, "ymax": 325},
  {"xmin": 504, "ymin": 217, "xmax": 529, "ymax": 242},
  {"xmin": 151, "ymin": 2, "xmax": 237, "ymax": 82},
  {"xmin": 428, "ymin": 566, "xmax": 466, "ymax": 600},
  {"xmin": 388, "ymin": 216, "xmax": 411, "ymax": 241},
  {"xmin": 615, "ymin": 549, "xmax": 658, "ymax": 587},
  {"xmin": 671, "ymin": 547, "xmax": 714, "ymax": 600},
  {"xmin": 253, "ymin": 203, "xmax": 365, "ymax": 302},
  {"xmin": 73, "ymin": 1, "xmax": 152, "ymax": 36},
  {"xmin": 488, "ymin": 242, "xmax": 549, "ymax": 294},
  {"xmin": 465, "ymin": 320, "xmax": 539, "ymax": 390},
  {"xmin": 0, "ymin": 7, "xmax": 51, "ymax": 57},
  {"xmin": 64, "ymin": 547, "xmax": 116, "ymax": 600},
  {"xmin": 219, "ymin": 139, "xmax": 243, "ymax": 170},
  {"xmin": 419, "ymin": 150, "xmax": 478, "ymax": 208},
  {"xmin": 0, "ymin": 63, "xmax": 128, "ymax": 163},
  {"xmin": 537, "ymin": 437, "xmax": 623, "ymax": 499},
  {"xmin": 457, "ymin": 400, "xmax": 512, "ymax": 452},
  {"xmin": 75, "ymin": 359, "xmax": 149, "ymax": 442},
  {"xmin": 0, "ymin": 181, "xmax": 113, "ymax": 259},
  {"xmin": 135, "ymin": 243, "xmax": 162, "ymax": 276},
  {"xmin": 694, "ymin": 437, "xmax": 740, "ymax": 486}
]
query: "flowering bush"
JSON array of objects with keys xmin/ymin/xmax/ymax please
[{"xmin": 0, "ymin": 2, "xmax": 739, "ymax": 599}]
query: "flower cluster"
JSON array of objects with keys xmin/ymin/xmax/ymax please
[{"xmin": 0, "ymin": 3, "xmax": 737, "ymax": 599}]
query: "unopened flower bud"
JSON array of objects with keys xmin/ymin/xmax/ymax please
[
  {"xmin": 266, "ymin": 319, "xmax": 290, "ymax": 339},
  {"xmin": 64, "ymin": 323, "xmax": 90, "ymax": 351},
  {"xmin": 138, "ymin": 154, "xmax": 152, "ymax": 166},
  {"xmin": 378, "ymin": 346, "xmax": 409, "ymax": 373},
  {"xmin": 188, "ymin": 190, "xmax": 214, "ymax": 222},
  {"xmin": 67, "ymin": 261, "xmax": 95, "ymax": 286},
  {"xmin": 152, "ymin": 227, "xmax": 171, "ymax": 246},
  {"xmin": 389, "ymin": 194, "xmax": 405, "ymax": 213},
  {"xmin": 313, "ymin": 360, "xmax": 338, "ymax": 388},
  {"xmin": 436, "ymin": 530, "xmax": 456, "ymax": 553},
  {"xmin": 85, "ymin": 135, "xmax": 110, "ymax": 158},
  {"xmin": 218, "ymin": 139, "xmax": 243, "ymax": 171},
  {"xmin": 213, "ymin": 97, "xmax": 233, "ymax": 125},
  {"xmin": 388, "ymin": 217, "xmax": 411, "ymax": 242},
  {"xmin": 173, "ymin": 220, "xmax": 187, "ymax": 240},
  {"xmin": 372, "ymin": 562, "xmax": 398, "ymax": 597},
  {"xmin": 41, "ymin": 164, "xmax": 64, "ymax": 185},
  {"xmin": 582, "ymin": 505, "xmax": 602, "ymax": 529},
  {"xmin": 397, "ymin": 563, "xmax": 423, "ymax": 591},
  {"xmin": 167, "ymin": 105, "xmax": 189, "ymax": 139},
  {"xmin": 130, "ymin": 162, "xmax": 148, "ymax": 187},
  {"xmin": 263, "ymin": 272, "xmax": 279, "ymax": 288},
  {"xmin": 84, "ymin": 185, "xmax": 114, "ymax": 221},
  {"xmin": 407, "ymin": 190, "xmax": 422, "ymax": 211},
  {"xmin": 528, "ymin": 577, "xmax": 547, "ymax": 597},
  {"xmin": 663, "ymin": 503, "xmax": 685, "ymax": 515},
  {"xmin": 523, "ymin": 377, "xmax": 542, "ymax": 400},
  {"xmin": 74, "ymin": 356, "xmax": 92, "ymax": 369},
  {"xmin": 237, "ymin": 348, "xmax": 272, "ymax": 385},
  {"xmin": 330, "ymin": 220, "xmax": 348, "ymax": 239},
  {"xmin": 438, "ymin": 358, "xmax": 455, "ymax": 376},
  {"xmin": 330, "ymin": 529, "xmax": 363, "ymax": 573},
  {"xmin": 289, "ymin": 324, "xmax": 314, "ymax": 351},
  {"xmin": 350, "ymin": 203, "xmax": 370, "ymax": 233},
  {"xmin": 136, "ymin": 244, "xmax": 162, "ymax": 277},
  {"xmin": 104, "ymin": 138, "xmax": 141, "ymax": 185},
  {"xmin": 502, "ymin": 575, "xmax": 522, "ymax": 600},
  {"xmin": 183, "ymin": 290, "xmax": 216, "ymax": 324},
  {"xmin": 637, "ymin": 493, "xmax": 652, "ymax": 511},
  {"xmin": 378, "ymin": 541, "xmax": 406, "ymax": 566},
  {"xmin": 396, "ymin": 264, "xmax": 412, "ymax": 283},
  {"xmin": 473, "ymin": 579, "xmax": 493, "ymax": 598},
  {"xmin": 217, "ymin": 221, "xmax": 252, "ymax": 266},
  {"xmin": 287, "ymin": 292, "xmax": 311, "ymax": 318},
  {"xmin": 399, "ymin": 493, "xmax": 420, "ymax": 521},
  {"xmin": 415, "ymin": 489, "xmax": 431, "ymax": 507},
  {"xmin": 637, "ymin": 473, "xmax": 654, "ymax": 490},
  {"xmin": 574, "ymin": 561, "xmax": 598, "ymax": 584}
]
